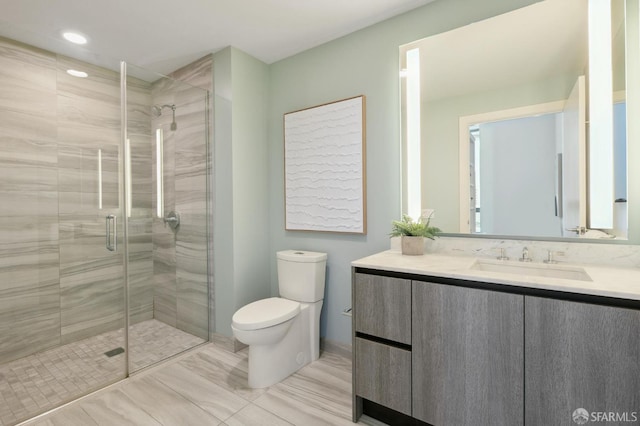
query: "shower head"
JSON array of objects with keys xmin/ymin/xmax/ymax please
[{"xmin": 152, "ymin": 104, "xmax": 177, "ymax": 131}]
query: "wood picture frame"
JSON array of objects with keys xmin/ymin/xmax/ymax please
[{"xmin": 284, "ymin": 95, "xmax": 366, "ymax": 234}]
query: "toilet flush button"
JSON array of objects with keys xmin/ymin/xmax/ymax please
[
  {"xmin": 294, "ymin": 251, "xmax": 304, "ymax": 255},
  {"xmin": 296, "ymin": 352, "xmax": 305, "ymax": 365}
]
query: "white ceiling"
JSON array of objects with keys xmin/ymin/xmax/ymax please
[{"xmin": 0, "ymin": 0, "xmax": 435, "ymax": 76}]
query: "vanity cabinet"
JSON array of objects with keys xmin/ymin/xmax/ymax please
[
  {"xmin": 525, "ymin": 296, "xmax": 640, "ymax": 425},
  {"xmin": 412, "ymin": 281, "xmax": 524, "ymax": 426},
  {"xmin": 353, "ymin": 267, "xmax": 640, "ymax": 425}
]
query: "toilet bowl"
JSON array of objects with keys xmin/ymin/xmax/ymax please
[
  {"xmin": 232, "ymin": 297, "xmax": 299, "ymax": 346},
  {"xmin": 231, "ymin": 250, "xmax": 327, "ymax": 388}
]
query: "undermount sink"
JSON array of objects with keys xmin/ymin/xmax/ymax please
[{"xmin": 470, "ymin": 259, "xmax": 592, "ymax": 282}]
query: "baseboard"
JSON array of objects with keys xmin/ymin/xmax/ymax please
[{"xmin": 320, "ymin": 337, "xmax": 352, "ymax": 358}]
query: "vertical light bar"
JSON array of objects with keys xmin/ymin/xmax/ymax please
[
  {"xmin": 156, "ymin": 129, "xmax": 164, "ymax": 218},
  {"xmin": 125, "ymin": 139, "xmax": 132, "ymax": 217},
  {"xmin": 588, "ymin": 0, "xmax": 614, "ymax": 228},
  {"xmin": 406, "ymin": 47, "xmax": 421, "ymax": 220},
  {"xmin": 97, "ymin": 149, "xmax": 103, "ymax": 209}
]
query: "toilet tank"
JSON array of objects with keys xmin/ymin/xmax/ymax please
[{"xmin": 277, "ymin": 250, "xmax": 327, "ymax": 302}]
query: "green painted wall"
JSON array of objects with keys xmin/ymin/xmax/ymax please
[
  {"xmin": 267, "ymin": 0, "xmax": 538, "ymax": 344},
  {"xmin": 213, "ymin": 47, "xmax": 270, "ymax": 337}
]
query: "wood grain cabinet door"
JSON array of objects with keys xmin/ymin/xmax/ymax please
[
  {"xmin": 525, "ymin": 296, "xmax": 640, "ymax": 425},
  {"xmin": 412, "ymin": 281, "xmax": 524, "ymax": 426},
  {"xmin": 354, "ymin": 273, "xmax": 411, "ymax": 344},
  {"xmin": 355, "ymin": 337, "xmax": 411, "ymax": 415}
]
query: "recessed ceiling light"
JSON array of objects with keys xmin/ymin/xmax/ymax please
[
  {"xmin": 67, "ymin": 69, "xmax": 88, "ymax": 78},
  {"xmin": 62, "ymin": 32, "xmax": 88, "ymax": 45}
]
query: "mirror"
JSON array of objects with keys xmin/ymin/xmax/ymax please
[{"xmin": 400, "ymin": 0, "xmax": 635, "ymax": 241}]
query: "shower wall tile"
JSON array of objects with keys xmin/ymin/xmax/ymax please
[
  {"xmin": 125, "ymin": 76, "xmax": 155, "ymax": 329},
  {"xmin": 169, "ymin": 54, "xmax": 213, "ymax": 91},
  {"xmin": 58, "ymin": 146, "xmax": 120, "ymax": 195},
  {"xmin": 56, "ymin": 57, "xmax": 120, "ymax": 152},
  {"xmin": 151, "ymin": 54, "xmax": 211, "ymax": 338},
  {"xmin": 59, "ymin": 240, "xmax": 125, "ymax": 339},
  {"xmin": 0, "ymin": 108, "xmax": 57, "ymax": 143},
  {"xmin": 153, "ymin": 220, "xmax": 177, "ymax": 326},
  {"xmin": 0, "ymin": 139, "xmax": 58, "ymax": 192},
  {"xmin": 128, "ymin": 218, "xmax": 153, "ymax": 325},
  {"xmin": 129, "ymin": 134, "xmax": 153, "ymax": 201},
  {"xmin": 58, "ymin": 216, "xmax": 125, "ymax": 344},
  {"xmin": 0, "ymin": 36, "xmax": 157, "ymax": 365},
  {"xmin": 172, "ymin": 113, "xmax": 208, "ymax": 153},
  {"xmin": 176, "ymin": 214, "xmax": 209, "ymax": 339},
  {"xmin": 56, "ymin": 56, "xmax": 129, "ymax": 345},
  {"xmin": 0, "ymin": 196, "xmax": 60, "ymax": 364},
  {"xmin": 57, "ymin": 56, "xmax": 120, "ymax": 105},
  {"xmin": 127, "ymin": 76, "xmax": 153, "ymax": 137},
  {"xmin": 0, "ymin": 33, "xmax": 61, "ymax": 368},
  {"xmin": 0, "ymin": 36, "xmax": 57, "ymax": 117}
]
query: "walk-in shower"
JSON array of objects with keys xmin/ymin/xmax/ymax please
[{"xmin": 0, "ymin": 35, "xmax": 211, "ymax": 426}]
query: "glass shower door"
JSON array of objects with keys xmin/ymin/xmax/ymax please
[
  {"xmin": 0, "ymin": 50, "xmax": 128, "ymax": 426},
  {"xmin": 124, "ymin": 62, "xmax": 210, "ymax": 372},
  {"xmin": 54, "ymin": 57, "xmax": 128, "ymax": 386}
]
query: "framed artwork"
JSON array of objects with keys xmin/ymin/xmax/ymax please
[{"xmin": 284, "ymin": 95, "xmax": 366, "ymax": 234}]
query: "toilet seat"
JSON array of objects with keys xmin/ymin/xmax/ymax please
[{"xmin": 232, "ymin": 297, "xmax": 300, "ymax": 331}]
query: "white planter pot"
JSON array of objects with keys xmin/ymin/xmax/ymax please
[{"xmin": 401, "ymin": 236, "xmax": 424, "ymax": 255}]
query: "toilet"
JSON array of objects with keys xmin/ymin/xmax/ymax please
[{"xmin": 231, "ymin": 250, "xmax": 327, "ymax": 388}]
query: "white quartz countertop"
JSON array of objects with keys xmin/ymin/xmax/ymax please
[{"xmin": 352, "ymin": 250, "xmax": 640, "ymax": 301}]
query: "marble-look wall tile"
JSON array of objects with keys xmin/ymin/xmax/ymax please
[
  {"xmin": 0, "ymin": 36, "xmax": 157, "ymax": 366},
  {"xmin": 126, "ymin": 76, "xmax": 152, "ymax": 137},
  {"xmin": 56, "ymin": 57, "xmax": 125, "ymax": 345},
  {"xmin": 129, "ymin": 135, "xmax": 153, "ymax": 197},
  {"xmin": 422, "ymin": 236, "xmax": 640, "ymax": 268},
  {"xmin": 176, "ymin": 215, "xmax": 209, "ymax": 339},
  {"xmin": 128, "ymin": 218, "xmax": 153, "ymax": 325},
  {"xmin": 169, "ymin": 54, "xmax": 213, "ymax": 92},
  {"xmin": 0, "ymin": 36, "xmax": 57, "ymax": 117},
  {"xmin": 58, "ymin": 215, "xmax": 125, "ymax": 343},
  {"xmin": 0, "ymin": 215, "xmax": 60, "ymax": 363},
  {"xmin": 152, "ymin": 220, "xmax": 177, "ymax": 326},
  {"xmin": 0, "ymin": 139, "xmax": 58, "ymax": 192},
  {"xmin": 150, "ymin": 56, "xmax": 211, "ymax": 338},
  {"xmin": 0, "ymin": 37, "xmax": 61, "ymax": 365}
]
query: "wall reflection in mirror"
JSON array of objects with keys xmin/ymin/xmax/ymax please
[{"xmin": 400, "ymin": 0, "xmax": 637, "ymax": 241}]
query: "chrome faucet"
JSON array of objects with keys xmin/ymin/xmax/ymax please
[
  {"xmin": 519, "ymin": 247, "xmax": 532, "ymax": 262},
  {"xmin": 543, "ymin": 250, "xmax": 565, "ymax": 264},
  {"xmin": 496, "ymin": 248, "xmax": 509, "ymax": 261}
]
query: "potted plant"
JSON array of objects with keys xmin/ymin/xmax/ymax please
[{"xmin": 390, "ymin": 214, "xmax": 441, "ymax": 255}]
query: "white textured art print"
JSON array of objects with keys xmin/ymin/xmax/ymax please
[{"xmin": 284, "ymin": 96, "xmax": 366, "ymax": 233}]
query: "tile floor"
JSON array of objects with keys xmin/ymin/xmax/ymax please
[
  {"xmin": 22, "ymin": 343, "xmax": 383, "ymax": 426},
  {"xmin": 0, "ymin": 320, "xmax": 204, "ymax": 426}
]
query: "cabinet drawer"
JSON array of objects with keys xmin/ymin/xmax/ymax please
[
  {"xmin": 354, "ymin": 273, "xmax": 411, "ymax": 344},
  {"xmin": 355, "ymin": 337, "xmax": 411, "ymax": 416}
]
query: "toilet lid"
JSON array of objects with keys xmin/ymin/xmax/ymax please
[{"xmin": 232, "ymin": 297, "xmax": 300, "ymax": 331}]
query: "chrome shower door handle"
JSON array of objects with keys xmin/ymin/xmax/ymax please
[{"xmin": 105, "ymin": 214, "xmax": 117, "ymax": 251}]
